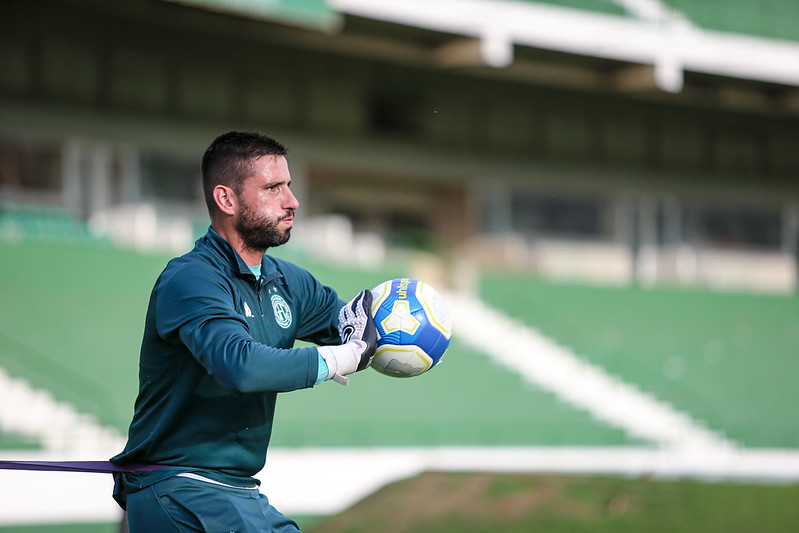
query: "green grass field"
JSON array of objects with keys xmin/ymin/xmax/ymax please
[
  {"xmin": 308, "ymin": 472, "xmax": 799, "ymax": 533},
  {"xmin": 1, "ymin": 473, "xmax": 798, "ymax": 533}
]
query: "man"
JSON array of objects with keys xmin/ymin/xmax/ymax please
[{"xmin": 111, "ymin": 131, "xmax": 376, "ymax": 532}]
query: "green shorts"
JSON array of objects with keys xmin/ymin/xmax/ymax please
[{"xmin": 125, "ymin": 474, "xmax": 301, "ymax": 533}]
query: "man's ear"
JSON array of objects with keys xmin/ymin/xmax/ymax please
[{"xmin": 213, "ymin": 185, "xmax": 237, "ymax": 216}]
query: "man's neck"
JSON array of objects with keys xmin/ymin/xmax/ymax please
[
  {"xmin": 211, "ymin": 224, "xmax": 265, "ymax": 267},
  {"xmin": 239, "ymin": 245, "xmax": 266, "ymax": 267}
]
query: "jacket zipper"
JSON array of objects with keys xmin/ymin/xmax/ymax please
[{"xmin": 255, "ymin": 277, "xmax": 265, "ymax": 317}]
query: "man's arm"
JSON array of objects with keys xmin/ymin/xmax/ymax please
[{"xmin": 155, "ymin": 265, "xmax": 319, "ymax": 393}]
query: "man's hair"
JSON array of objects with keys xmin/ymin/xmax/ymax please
[{"xmin": 201, "ymin": 131, "xmax": 288, "ymax": 216}]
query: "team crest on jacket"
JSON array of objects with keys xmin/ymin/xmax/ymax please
[{"xmin": 270, "ymin": 294, "xmax": 292, "ymax": 329}]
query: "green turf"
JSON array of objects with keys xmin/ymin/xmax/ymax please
[
  {"xmin": 309, "ymin": 472, "xmax": 799, "ymax": 533},
  {"xmin": 480, "ymin": 273, "xmax": 799, "ymax": 447}
]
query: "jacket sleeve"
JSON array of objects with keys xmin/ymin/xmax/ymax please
[
  {"xmin": 154, "ymin": 264, "xmax": 318, "ymax": 394},
  {"xmin": 281, "ymin": 261, "xmax": 346, "ymax": 347}
]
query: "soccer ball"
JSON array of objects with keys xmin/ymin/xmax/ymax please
[{"xmin": 370, "ymin": 278, "xmax": 452, "ymax": 378}]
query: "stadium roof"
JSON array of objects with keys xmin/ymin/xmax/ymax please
[
  {"xmin": 162, "ymin": 0, "xmax": 799, "ymax": 110},
  {"xmin": 164, "ymin": 0, "xmax": 340, "ymax": 30},
  {"xmin": 326, "ymin": 0, "xmax": 799, "ymax": 93}
]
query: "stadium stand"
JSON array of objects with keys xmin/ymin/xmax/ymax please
[
  {"xmin": 517, "ymin": 0, "xmax": 626, "ymax": 16},
  {"xmin": 0, "ymin": 240, "xmax": 634, "ymax": 447},
  {"xmin": 0, "ymin": 431, "xmax": 40, "ymax": 451},
  {"xmin": 665, "ymin": 0, "xmax": 799, "ymax": 41},
  {"xmin": 480, "ymin": 272, "xmax": 799, "ymax": 448},
  {"xmin": 0, "ymin": 203, "xmax": 100, "ymax": 245},
  {"xmin": 3, "ymin": 233, "xmax": 797, "ymax": 451},
  {"xmin": 522, "ymin": 0, "xmax": 799, "ymax": 41},
  {"xmin": 273, "ymin": 338, "xmax": 636, "ymax": 447}
]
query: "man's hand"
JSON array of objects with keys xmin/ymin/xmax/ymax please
[
  {"xmin": 338, "ymin": 289, "xmax": 377, "ymax": 370},
  {"xmin": 317, "ymin": 290, "xmax": 377, "ymax": 385}
]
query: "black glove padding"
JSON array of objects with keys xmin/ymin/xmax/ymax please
[{"xmin": 338, "ymin": 289, "xmax": 378, "ymax": 371}]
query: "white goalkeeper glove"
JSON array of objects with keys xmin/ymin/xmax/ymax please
[{"xmin": 317, "ymin": 289, "xmax": 377, "ymax": 386}]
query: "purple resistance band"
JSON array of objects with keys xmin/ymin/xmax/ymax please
[{"xmin": 0, "ymin": 461, "xmax": 166, "ymax": 473}]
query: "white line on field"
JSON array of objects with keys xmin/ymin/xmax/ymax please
[{"xmin": 444, "ymin": 292, "xmax": 736, "ymax": 452}]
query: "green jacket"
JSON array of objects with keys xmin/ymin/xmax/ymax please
[{"xmin": 111, "ymin": 227, "xmax": 343, "ymax": 508}]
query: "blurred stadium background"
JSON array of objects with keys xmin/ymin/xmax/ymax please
[{"xmin": 1, "ymin": 0, "xmax": 799, "ymax": 531}]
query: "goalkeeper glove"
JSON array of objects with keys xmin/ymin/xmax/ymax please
[{"xmin": 317, "ymin": 289, "xmax": 377, "ymax": 385}]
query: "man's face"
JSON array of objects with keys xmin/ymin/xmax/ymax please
[{"xmin": 234, "ymin": 155, "xmax": 299, "ymax": 251}]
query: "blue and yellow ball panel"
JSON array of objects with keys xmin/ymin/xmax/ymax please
[{"xmin": 370, "ymin": 278, "xmax": 452, "ymax": 378}]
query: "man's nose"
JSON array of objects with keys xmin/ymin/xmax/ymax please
[{"xmin": 284, "ymin": 187, "xmax": 300, "ymax": 210}]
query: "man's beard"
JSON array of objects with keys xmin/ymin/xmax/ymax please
[{"xmin": 236, "ymin": 202, "xmax": 293, "ymax": 251}]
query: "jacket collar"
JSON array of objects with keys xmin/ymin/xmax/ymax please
[{"xmin": 201, "ymin": 226, "xmax": 280, "ymax": 281}]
